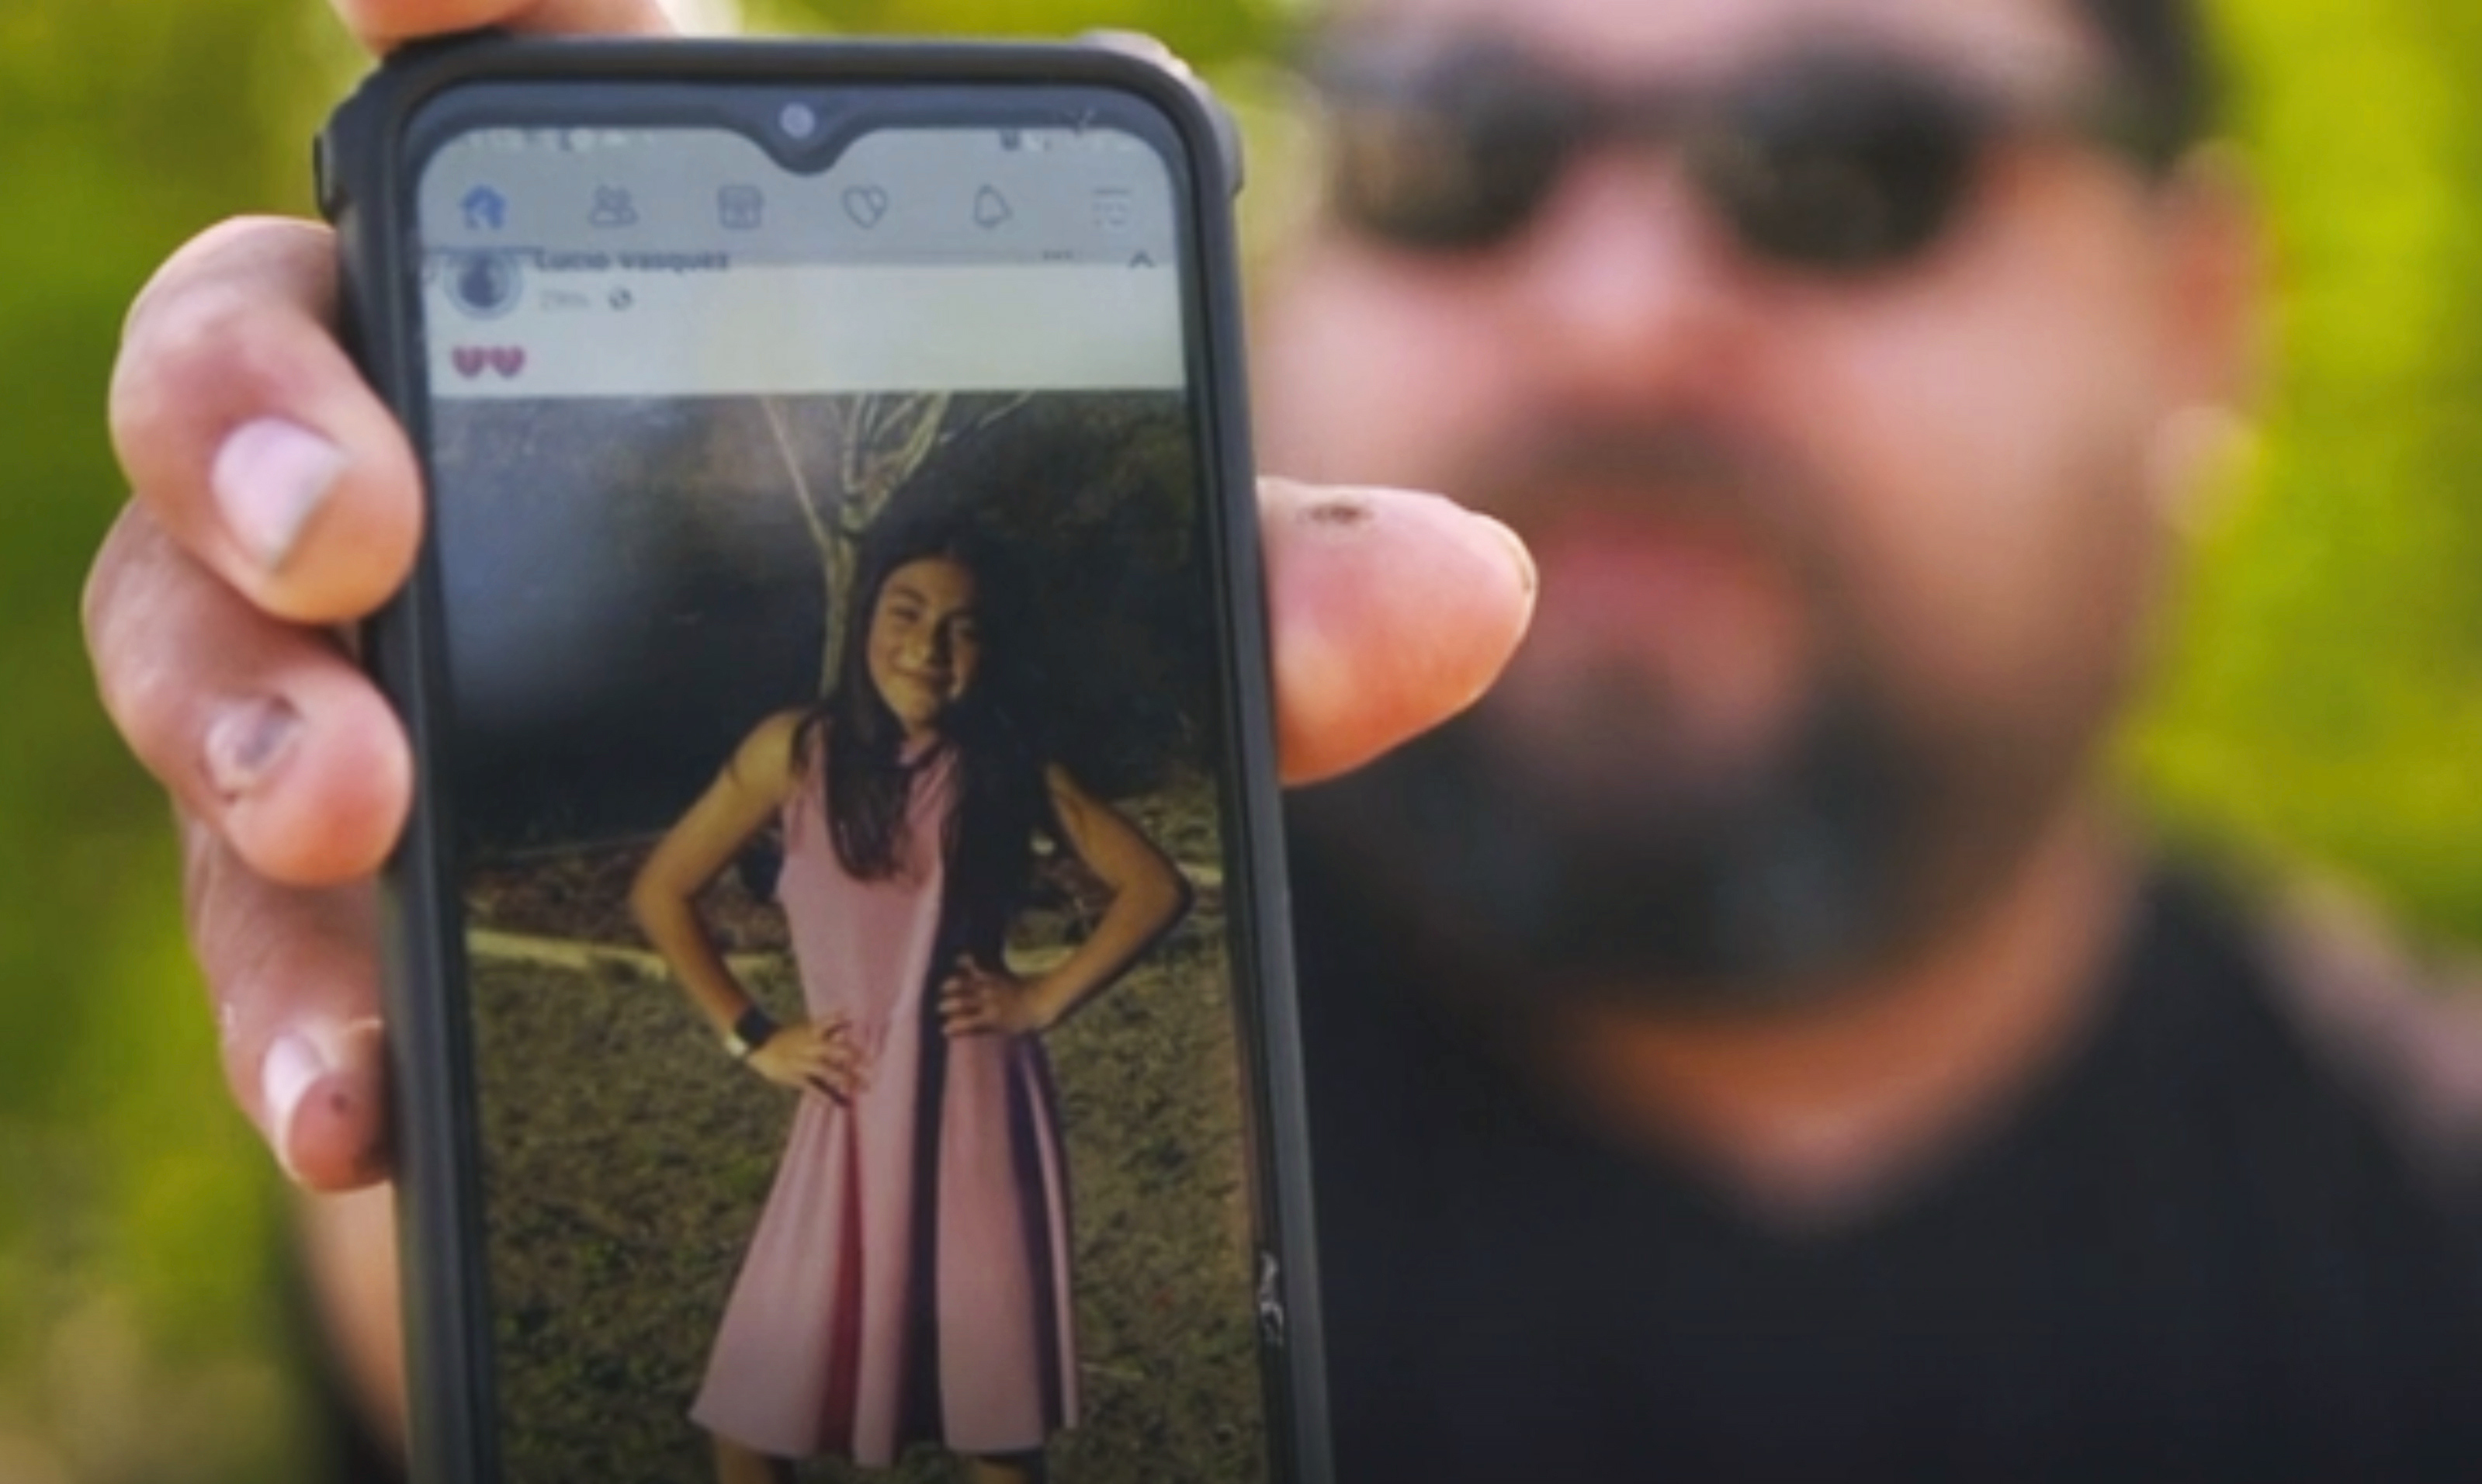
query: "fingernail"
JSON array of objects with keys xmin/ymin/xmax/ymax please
[
  {"xmin": 213, "ymin": 418, "xmax": 347, "ymax": 572},
  {"xmin": 262, "ymin": 1032, "xmax": 330, "ymax": 1181},
  {"xmin": 204, "ymin": 696, "xmax": 303, "ymax": 799},
  {"xmin": 1473, "ymin": 511, "xmax": 1537, "ymax": 598}
]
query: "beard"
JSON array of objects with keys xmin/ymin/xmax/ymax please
[
  {"xmin": 1293, "ymin": 666, "xmax": 1943, "ymax": 1004},
  {"xmin": 1291, "ymin": 414, "xmax": 2082, "ymax": 1011}
]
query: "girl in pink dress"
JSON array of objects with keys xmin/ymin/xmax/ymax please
[{"xmin": 631, "ymin": 513, "xmax": 1191, "ymax": 1484}]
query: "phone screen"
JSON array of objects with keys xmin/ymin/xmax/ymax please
[{"xmin": 404, "ymin": 80, "xmax": 1294, "ymax": 1482}]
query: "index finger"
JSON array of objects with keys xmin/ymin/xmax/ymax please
[{"xmin": 332, "ymin": 0, "xmax": 674, "ymax": 53}]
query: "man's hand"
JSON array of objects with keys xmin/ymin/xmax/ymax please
[
  {"xmin": 85, "ymin": 0, "xmax": 1535, "ymax": 1194},
  {"xmin": 333, "ymin": 0, "xmax": 674, "ymax": 47}
]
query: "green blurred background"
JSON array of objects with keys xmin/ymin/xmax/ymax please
[{"xmin": 2, "ymin": 0, "xmax": 2478, "ymax": 1478}]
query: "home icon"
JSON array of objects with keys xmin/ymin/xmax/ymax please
[{"xmin": 462, "ymin": 186, "xmax": 509, "ymax": 232}]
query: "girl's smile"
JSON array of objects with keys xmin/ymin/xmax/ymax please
[{"xmin": 866, "ymin": 556, "xmax": 983, "ymax": 738}]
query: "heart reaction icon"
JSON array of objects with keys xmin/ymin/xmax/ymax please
[
  {"xmin": 452, "ymin": 346, "xmax": 529, "ymax": 380},
  {"xmin": 842, "ymin": 186, "xmax": 889, "ymax": 228}
]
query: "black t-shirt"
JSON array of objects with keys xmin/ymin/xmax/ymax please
[
  {"xmin": 1295, "ymin": 856, "xmax": 2482, "ymax": 1482},
  {"xmin": 323, "ymin": 858, "xmax": 2482, "ymax": 1481}
]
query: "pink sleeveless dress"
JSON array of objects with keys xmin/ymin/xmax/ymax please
[{"xmin": 690, "ymin": 744, "xmax": 1076, "ymax": 1463}]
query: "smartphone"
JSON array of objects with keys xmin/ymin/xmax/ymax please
[{"xmin": 317, "ymin": 34, "xmax": 1326, "ymax": 1483}]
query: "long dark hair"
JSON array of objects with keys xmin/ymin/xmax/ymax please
[{"xmin": 797, "ymin": 504, "xmax": 1053, "ymax": 928}]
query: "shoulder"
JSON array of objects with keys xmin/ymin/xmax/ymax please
[
  {"xmin": 1031, "ymin": 764, "xmax": 1109, "ymax": 841},
  {"xmin": 1035, "ymin": 764, "xmax": 1148, "ymax": 840},
  {"xmin": 1038, "ymin": 761, "xmax": 1088, "ymax": 806},
  {"xmin": 2235, "ymin": 874, "xmax": 2482, "ymax": 1189},
  {"xmin": 726, "ymin": 708, "xmax": 813, "ymax": 799}
]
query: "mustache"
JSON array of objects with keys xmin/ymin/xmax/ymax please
[{"xmin": 1455, "ymin": 414, "xmax": 1845, "ymax": 586}]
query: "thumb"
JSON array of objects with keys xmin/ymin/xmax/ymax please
[{"xmin": 1259, "ymin": 478, "xmax": 1534, "ymax": 785}]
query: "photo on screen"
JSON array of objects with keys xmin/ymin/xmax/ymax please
[{"xmin": 428, "ymin": 389, "xmax": 1269, "ymax": 1483}]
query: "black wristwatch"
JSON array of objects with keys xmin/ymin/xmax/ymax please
[{"xmin": 723, "ymin": 1006, "xmax": 781, "ymax": 1060}]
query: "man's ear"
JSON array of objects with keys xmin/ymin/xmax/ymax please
[
  {"xmin": 2154, "ymin": 144, "xmax": 2267, "ymax": 414},
  {"xmin": 2141, "ymin": 147, "xmax": 2265, "ymax": 529}
]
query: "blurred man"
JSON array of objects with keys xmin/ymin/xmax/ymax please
[
  {"xmin": 82, "ymin": 0, "xmax": 2482, "ymax": 1480},
  {"xmin": 1257, "ymin": 0, "xmax": 2482, "ymax": 1479}
]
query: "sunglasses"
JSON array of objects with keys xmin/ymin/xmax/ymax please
[{"xmin": 1308, "ymin": 34, "xmax": 2177, "ymax": 275}]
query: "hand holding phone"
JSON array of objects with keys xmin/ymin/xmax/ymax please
[
  {"xmin": 319, "ymin": 32, "xmax": 1332, "ymax": 1482},
  {"xmin": 85, "ymin": 2, "xmax": 1530, "ymax": 1455}
]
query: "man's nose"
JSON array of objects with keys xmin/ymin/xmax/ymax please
[{"xmin": 1492, "ymin": 153, "xmax": 1757, "ymax": 401}]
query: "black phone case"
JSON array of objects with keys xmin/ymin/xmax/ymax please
[{"xmin": 317, "ymin": 33, "xmax": 1327, "ymax": 1483}]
